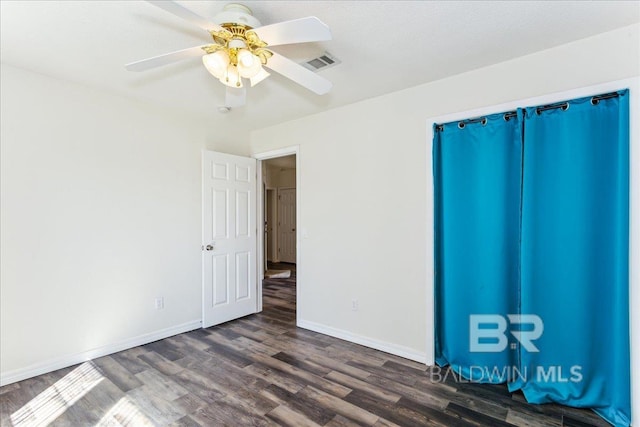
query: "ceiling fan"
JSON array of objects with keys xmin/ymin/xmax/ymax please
[{"xmin": 125, "ymin": 1, "xmax": 333, "ymax": 109}]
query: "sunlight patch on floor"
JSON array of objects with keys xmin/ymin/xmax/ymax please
[
  {"xmin": 96, "ymin": 396, "xmax": 154, "ymax": 426},
  {"xmin": 10, "ymin": 362, "xmax": 103, "ymax": 427}
]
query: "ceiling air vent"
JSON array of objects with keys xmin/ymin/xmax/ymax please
[{"xmin": 301, "ymin": 52, "xmax": 341, "ymax": 72}]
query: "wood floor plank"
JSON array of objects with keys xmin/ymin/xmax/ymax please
[
  {"xmin": 251, "ymin": 353, "xmax": 352, "ymax": 398},
  {"xmin": 382, "ymin": 360, "xmax": 427, "ymax": 376},
  {"xmin": 168, "ymin": 414, "xmax": 202, "ymax": 427},
  {"xmin": 289, "ymin": 347, "xmax": 373, "ymax": 381},
  {"xmin": 111, "ymin": 347, "xmax": 153, "ymax": 376},
  {"xmin": 0, "ymin": 384, "xmax": 20, "ymax": 396},
  {"xmin": 171, "ymin": 393, "xmax": 208, "ymax": 415},
  {"xmin": 561, "ymin": 414, "xmax": 612, "ymax": 427},
  {"xmin": 228, "ymin": 323, "xmax": 280, "ymax": 343},
  {"xmin": 343, "ymin": 389, "xmax": 432, "ymax": 427},
  {"xmin": 137, "ymin": 352, "xmax": 183, "ymax": 376},
  {"xmin": 260, "ymin": 384, "xmax": 336, "ymax": 425},
  {"xmin": 443, "ymin": 388, "xmax": 511, "ymax": 423},
  {"xmin": 395, "ymin": 396, "xmax": 477, "ymax": 427},
  {"xmin": 233, "ymin": 335, "xmax": 281, "ymax": 356},
  {"xmin": 171, "ymin": 369, "xmax": 226, "ymax": 404},
  {"xmin": 94, "ymin": 355, "xmax": 143, "ymax": 393},
  {"xmin": 202, "ymin": 336, "xmax": 255, "ymax": 368},
  {"xmin": 284, "ymin": 329, "xmax": 334, "ymax": 348},
  {"xmin": 55, "ymin": 377, "xmax": 124, "ymax": 426},
  {"xmin": 134, "ymin": 369, "xmax": 188, "ymax": 401},
  {"xmin": 323, "ymin": 344, "xmax": 388, "ymax": 368},
  {"xmin": 238, "ymin": 317, "xmax": 289, "ymax": 336},
  {"xmin": 243, "ymin": 362, "xmax": 307, "ymax": 394},
  {"xmin": 506, "ymin": 407, "xmax": 562, "ymax": 427},
  {"xmin": 324, "ymin": 371, "xmax": 401, "ymax": 403},
  {"xmin": 168, "ymin": 333, "xmax": 212, "ymax": 353},
  {"xmin": 95, "ymin": 394, "xmax": 156, "ymax": 426},
  {"xmin": 191, "ymin": 398, "xmax": 275, "ymax": 427},
  {"xmin": 299, "ymin": 385, "xmax": 380, "ymax": 425},
  {"xmin": 125, "ymin": 385, "xmax": 186, "ymax": 426},
  {"xmin": 266, "ymin": 404, "xmax": 323, "ymax": 427},
  {"xmin": 194, "ymin": 359, "xmax": 277, "ymax": 415},
  {"xmin": 272, "ymin": 351, "xmax": 333, "ymax": 376},
  {"xmin": 444, "ymin": 401, "xmax": 516, "ymax": 427},
  {"xmin": 363, "ymin": 373, "xmax": 448, "ymax": 409},
  {"xmin": 347, "ymin": 360, "xmax": 418, "ymax": 387},
  {"xmin": 324, "ymin": 413, "xmax": 365, "ymax": 427},
  {"xmin": 142, "ymin": 340, "xmax": 185, "ymax": 362},
  {"xmin": 373, "ymin": 418, "xmax": 403, "ymax": 427}
]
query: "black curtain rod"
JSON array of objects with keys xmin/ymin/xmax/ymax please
[
  {"xmin": 591, "ymin": 92, "xmax": 619, "ymax": 104},
  {"xmin": 458, "ymin": 117, "xmax": 487, "ymax": 129},
  {"xmin": 536, "ymin": 102, "xmax": 569, "ymax": 114},
  {"xmin": 435, "ymin": 92, "xmax": 620, "ymax": 131},
  {"xmin": 504, "ymin": 111, "xmax": 518, "ymax": 121},
  {"xmin": 537, "ymin": 92, "xmax": 620, "ymax": 114}
]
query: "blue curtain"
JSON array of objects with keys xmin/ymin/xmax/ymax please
[
  {"xmin": 434, "ymin": 111, "xmax": 523, "ymax": 382},
  {"xmin": 433, "ymin": 90, "xmax": 630, "ymax": 426},
  {"xmin": 515, "ymin": 90, "xmax": 630, "ymax": 426}
]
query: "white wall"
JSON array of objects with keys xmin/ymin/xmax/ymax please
[
  {"xmin": 275, "ymin": 168, "xmax": 296, "ymax": 189},
  {"xmin": 250, "ymin": 24, "xmax": 640, "ymax": 362},
  {"xmin": 265, "ymin": 165, "xmax": 296, "ymax": 189},
  {"xmin": 0, "ymin": 64, "xmax": 246, "ymax": 384}
]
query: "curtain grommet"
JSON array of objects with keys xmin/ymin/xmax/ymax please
[{"xmin": 458, "ymin": 122, "xmax": 465, "ymax": 129}]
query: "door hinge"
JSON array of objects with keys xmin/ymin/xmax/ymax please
[{"xmin": 279, "ymin": 195, "xmax": 281, "ymax": 200}]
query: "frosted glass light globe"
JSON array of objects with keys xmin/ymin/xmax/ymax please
[
  {"xmin": 237, "ymin": 49, "xmax": 262, "ymax": 78},
  {"xmin": 202, "ymin": 50, "xmax": 229, "ymax": 78}
]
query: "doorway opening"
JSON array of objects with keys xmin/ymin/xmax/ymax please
[{"xmin": 255, "ymin": 148, "xmax": 299, "ymax": 321}]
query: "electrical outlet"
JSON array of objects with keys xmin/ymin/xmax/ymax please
[
  {"xmin": 351, "ymin": 299, "xmax": 359, "ymax": 312},
  {"xmin": 155, "ymin": 297, "xmax": 164, "ymax": 310}
]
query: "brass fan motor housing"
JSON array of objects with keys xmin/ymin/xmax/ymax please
[{"xmin": 203, "ymin": 24, "xmax": 272, "ymax": 66}]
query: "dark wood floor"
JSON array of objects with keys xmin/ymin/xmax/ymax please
[{"xmin": 1, "ymin": 264, "xmax": 609, "ymax": 426}]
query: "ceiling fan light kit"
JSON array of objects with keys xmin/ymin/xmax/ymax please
[
  {"xmin": 125, "ymin": 1, "xmax": 334, "ymax": 109},
  {"xmin": 201, "ymin": 14, "xmax": 273, "ymax": 89}
]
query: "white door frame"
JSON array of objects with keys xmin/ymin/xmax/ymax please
[{"xmin": 254, "ymin": 146, "xmax": 300, "ymax": 313}]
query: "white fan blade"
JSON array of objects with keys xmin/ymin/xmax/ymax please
[
  {"xmin": 225, "ymin": 86, "xmax": 246, "ymax": 108},
  {"xmin": 264, "ymin": 52, "xmax": 332, "ymax": 95},
  {"xmin": 253, "ymin": 17, "xmax": 331, "ymax": 47},
  {"xmin": 250, "ymin": 68, "xmax": 270, "ymax": 87},
  {"xmin": 146, "ymin": 0, "xmax": 224, "ymax": 32},
  {"xmin": 125, "ymin": 45, "xmax": 207, "ymax": 71}
]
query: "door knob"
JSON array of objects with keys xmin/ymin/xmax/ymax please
[{"xmin": 205, "ymin": 244, "xmax": 214, "ymax": 251}]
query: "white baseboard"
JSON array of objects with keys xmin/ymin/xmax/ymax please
[
  {"xmin": 297, "ymin": 319, "xmax": 427, "ymax": 364},
  {"xmin": 0, "ymin": 320, "xmax": 201, "ymax": 387}
]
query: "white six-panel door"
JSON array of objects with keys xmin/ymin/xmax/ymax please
[
  {"xmin": 202, "ymin": 151, "xmax": 257, "ymax": 328},
  {"xmin": 278, "ymin": 188, "xmax": 296, "ymax": 263}
]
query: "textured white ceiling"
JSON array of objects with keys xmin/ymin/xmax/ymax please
[{"xmin": 2, "ymin": 1, "xmax": 639, "ymax": 132}]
